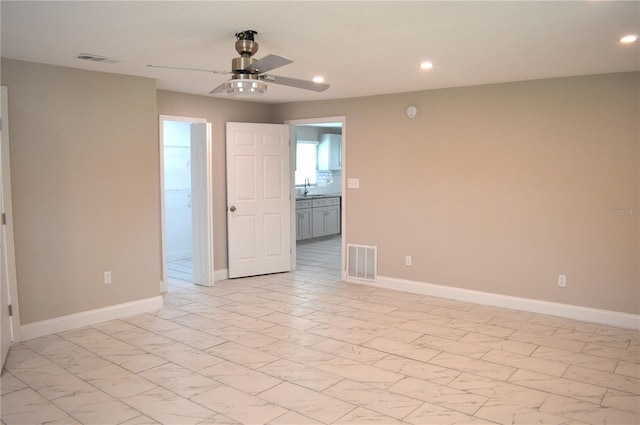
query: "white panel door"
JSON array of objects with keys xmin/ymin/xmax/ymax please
[
  {"xmin": 226, "ymin": 122, "xmax": 290, "ymax": 278},
  {"xmin": 1, "ymin": 170, "xmax": 10, "ymax": 370},
  {"xmin": 1, "ymin": 86, "xmax": 12, "ymax": 369},
  {"xmin": 191, "ymin": 123, "xmax": 214, "ymax": 286}
]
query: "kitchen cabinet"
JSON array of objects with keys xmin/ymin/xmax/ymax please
[
  {"xmin": 295, "ymin": 200, "xmax": 313, "ymax": 240},
  {"xmin": 311, "ymin": 197, "xmax": 341, "ymax": 238},
  {"xmin": 296, "ymin": 197, "xmax": 341, "ymax": 240},
  {"xmin": 317, "ymin": 134, "xmax": 342, "ymax": 171}
]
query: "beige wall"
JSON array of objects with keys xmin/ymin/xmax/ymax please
[
  {"xmin": 272, "ymin": 72, "xmax": 640, "ymax": 315},
  {"xmin": 156, "ymin": 90, "xmax": 272, "ymax": 271},
  {"xmin": 3, "ymin": 57, "xmax": 638, "ymax": 327},
  {"xmin": 2, "ymin": 59, "xmax": 160, "ymax": 324}
]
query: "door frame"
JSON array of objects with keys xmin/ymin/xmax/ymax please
[
  {"xmin": 285, "ymin": 116, "xmax": 346, "ymax": 279},
  {"xmin": 159, "ymin": 115, "xmax": 210, "ymax": 292},
  {"xmin": 1, "ymin": 85, "xmax": 19, "ymax": 351}
]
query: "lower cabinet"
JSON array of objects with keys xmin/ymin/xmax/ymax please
[
  {"xmin": 326, "ymin": 205, "xmax": 340, "ymax": 235},
  {"xmin": 296, "ymin": 197, "xmax": 341, "ymax": 240},
  {"xmin": 296, "ymin": 208, "xmax": 312, "ymax": 240},
  {"xmin": 312, "ymin": 204, "xmax": 340, "ymax": 238}
]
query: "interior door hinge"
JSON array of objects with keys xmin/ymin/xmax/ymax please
[
  {"xmin": 2, "ymin": 213, "xmax": 5, "ymax": 225},
  {"xmin": 8, "ymin": 304, "xmax": 12, "ymax": 317}
]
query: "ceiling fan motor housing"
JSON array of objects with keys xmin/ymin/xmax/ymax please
[
  {"xmin": 232, "ymin": 47, "xmax": 257, "ymax": 72},
  {"xmin": 232, "ymin": 30, "xmax": 259, "ymax": 73}
]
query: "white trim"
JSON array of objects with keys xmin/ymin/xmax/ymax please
[
  {"xmin": 15, "ymin": 296, "xmax": 164, "ymax": 342},
  {"xmin": 347, "ymin": 275, "xmax": 640, "ymax": 330}
]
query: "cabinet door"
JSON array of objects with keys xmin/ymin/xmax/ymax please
[
  {"xmin": 328, "ymin": 136, "xmax": 342, "ymax": 170},
  {"xmin": 297, "ymin": 209, "xmax": 313, "ymax": 240},
  {"xmin": 301, "ymin": 209, "xmax": 312, "ymax": 240},
  {"xmin": 317, "ymin": 141, "xmax": 329, "ymax": 171},
  {"xmin": 312, "ymin": 207, "xmax": 328, "ymax": 238},
  {"xmin": 318, "ymin": 134, "xmax": 342, "ymax": 171},
  {"xmin": 325, "ymin": 205, "xmax": 341, "ymax": 235},
  {"xmin": 296, "ymin": 212, "xmax": 303, "ymax": 240}
]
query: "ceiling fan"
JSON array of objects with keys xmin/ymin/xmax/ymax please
[{"xmin": 148, "ymin": 30, "xmax": 329, "ymax": 95}]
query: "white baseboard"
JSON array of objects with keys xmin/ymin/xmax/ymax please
[
  {"xmin": 161, "ymin": 269, "xmax": 227, "ymax": 290},
  {"xmin": 15, "ymin": 296, "xmax": 164, "ymax": 342},
  {"xmin": 166, "ymin": 251, "xmax": 192, "ymax": 262},
  {"xmin": 214, "ymin": 268, "xmax": 229, "ymax": 281},
  {"xmin": 346, "ymin": 275, "xmax": 640, "ymax": 330}
]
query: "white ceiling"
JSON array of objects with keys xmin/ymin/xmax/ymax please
[{"xmin": 1, "ymin": 1, "xmax": 638, "ymax": 104}]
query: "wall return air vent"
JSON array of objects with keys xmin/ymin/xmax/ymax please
[{"xmin": 347, "ymin": 244, "xmax": 377, "ymax": 282}]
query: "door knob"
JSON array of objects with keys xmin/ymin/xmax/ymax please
[{"xmin": 229, "ymin": 206, "xmax": 237, "ymax": 212}]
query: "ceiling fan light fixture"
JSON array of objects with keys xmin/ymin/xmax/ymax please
[
  {"xmin": 312, "ymin": 76, "xmax": 325, "ymax": 83},
  {"xmin": 221, "ymin": 78, "xmax": 268, "ymax": 95}
]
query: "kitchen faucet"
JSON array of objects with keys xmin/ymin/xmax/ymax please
[{"xmin": 304, "ymin": 177, "xmax": 310, "ymax": 196}]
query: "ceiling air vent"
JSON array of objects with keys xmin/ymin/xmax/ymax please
[{"xmin": 77, "ymin": 53, "xmax": 118, "ymax": 64}]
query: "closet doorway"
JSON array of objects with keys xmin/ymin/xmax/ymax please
[{"xmin": 159, "ymin": 115, "xmax": 213, "ymax": 291}]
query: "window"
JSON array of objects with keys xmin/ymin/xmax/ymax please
[{"xmin": 295, "ymin": 141, "xmax": 318, "ymax": 185}]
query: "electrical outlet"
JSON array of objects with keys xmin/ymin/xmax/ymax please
[
  {"xmin": 558, "ymin": 274, "xmax": 566, "ymax": 287},
  {"xmin": 104, "ymin": 271, "xmax": 112, "ymax": 285},
  {"xmin": 405, "ymin": 256, "xmax": 412, "ymax": 266}
]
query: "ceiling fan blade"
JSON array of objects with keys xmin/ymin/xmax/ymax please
[
  {"xmin": 245, "ymin": 54, "xmax": 293, "ymax": 73},
  {"xmin": 147, "ymin": 64, "xmax": 228, "ymax": 74},
  {"xmin": 263, "ymin": 75, "xmax": 330, "ymax": 92}
]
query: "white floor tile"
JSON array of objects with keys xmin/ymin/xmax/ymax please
[{"xmin": 2, "ymin": 235, "xmax": 638, "ymax": 424}]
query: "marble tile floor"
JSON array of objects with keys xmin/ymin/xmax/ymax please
[
  {"xmin": 2, "ymin": 247, "xmax": 639, "ymax": 424},
  {"xmin": 295, "ymin": 236, "xmax": 342, "ymax": 278},
  {"xmin": 168, "ymin": 259, "xmax": 194, "ymax": 283},
  {"xmin": 167, "ymin": 235, "xmax": 343, "ymax": 284}
]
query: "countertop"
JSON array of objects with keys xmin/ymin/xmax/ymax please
[{"xmin": 295, "ymin": 193, "xmax": 342, "ymax": 201}]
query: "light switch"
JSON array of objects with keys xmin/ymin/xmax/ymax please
[{"xmin": 348, "ymin": 178, "xmax": 360, "ymax": 189}]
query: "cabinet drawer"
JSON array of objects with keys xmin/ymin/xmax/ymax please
[
  {"xmin": 312, "ymin": 198, "xmax": 327, "ymax": 207},
  {"xmin": 312, "ymin": 197, "xmax": 340, "ymax": 207},
  {"xmin": 296, "ymin": 200, "xmax": 312, "ymax": 209}
]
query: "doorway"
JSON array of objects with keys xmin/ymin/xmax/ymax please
[
  {"xmin": 163, "ymin": 119, "xmax": 194, "ymax": 282},
  {"xmin": 287, "ymin": 117, "xmax": 346, "ymax": 281},
  {"xmin": 159, "ymin": 115, "xmax": 212, "ymax": 291}
]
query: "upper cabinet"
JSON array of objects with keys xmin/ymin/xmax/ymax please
[{"xmin": 317, "ymin": 133, "xmax": 342, "ymax": 171}]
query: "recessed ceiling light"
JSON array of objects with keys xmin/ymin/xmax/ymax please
[
  {"xmin": 312, "ymin": 76, "xmax": 325, "ymax": 83},
  {"xmin": 419, "ymin": 61, "xmax": 434, "ymax": 70},
  {"xmin": 620, "ymin": 34, "xmax": 638, "ymax": 44}
]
